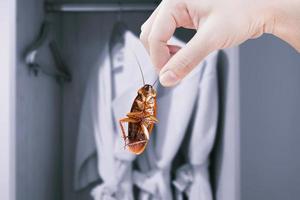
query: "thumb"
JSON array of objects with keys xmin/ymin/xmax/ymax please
[{"xmin": 159, "ymin": 22, "xmax": 216, "ymax": 87}]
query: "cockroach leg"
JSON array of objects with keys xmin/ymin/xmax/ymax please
[
  {"xmin": 135, "ymin": 99, "xmax": 144, "ymax": 109},
  {"xmin": 141, "ymin": 124, "xmax": 150, "ymax": 140},
  {"xmin": 126, "ymin": 140, "xmax": 148, "ymax": 147},
  {"xmin": 119, "ymin": 117, "xmax": 139, "ymax": 147},
  {"xmin": 143, "ymin": 116, "xmax": 159, "ymax": 124},
  {"xmin": 146, "ymin": 95, "xmax": 153, "ymax": 102},
  {"xmin": 126, "ymin": 111, "xmax": 144, "ymax": 119}
]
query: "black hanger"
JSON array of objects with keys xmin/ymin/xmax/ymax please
[
  {"xmin": 24, "ymin": 21, "xmax": 71, "ymax": 83},
  {"xmin": 109, "ymin": 3, "xmax": 128, "ymax": 99},
  {"xmin": 49, "ymin": 41, "xmax": 72, "ymax": 82},
  {"xmin": 109, "ymin": 21, "xmax": 128, "ymax": 51},
  {"xmin": 109, "ymin": 2, "xmax": 128, "ymax": 53}
]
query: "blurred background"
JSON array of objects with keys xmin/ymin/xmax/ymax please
[{"xmin": 0, "ymin": 0, "xmax": 300, "ymax": 200}]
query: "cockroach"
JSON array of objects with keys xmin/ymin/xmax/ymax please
[{"xmin": 119, "ymin": 54, "xmax": 159, "ymax": 155}]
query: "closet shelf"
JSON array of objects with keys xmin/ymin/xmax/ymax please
[{"xmin": 45, "ymin": 2, "xmax": 157, "ymax": 13}]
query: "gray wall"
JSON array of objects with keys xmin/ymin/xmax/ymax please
[
  {"xmin": 240, "ymin": 35, "xmax": 300, "ymax": 200},
  {"xmin": 16, "ymin": 0, "xmax": 63, "ymax": 199}
]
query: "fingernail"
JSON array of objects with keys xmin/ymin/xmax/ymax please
[{"xmin": 159, "ymin": 70, "xmax": 179, "ymax": 86}]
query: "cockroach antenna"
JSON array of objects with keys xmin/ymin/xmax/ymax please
[
  {"xmin": 131, "ymin": 51, "xmax": 145, "ymax": 86},
  {"xmin": 152, "ymin": 77, "xmax": 159, "ymax": 87}
]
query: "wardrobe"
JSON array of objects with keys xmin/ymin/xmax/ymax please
[{"xmin": 14, "ymin": 0, "xmax": 240, "ymax": 200}]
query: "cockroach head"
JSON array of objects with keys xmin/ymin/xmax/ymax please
[{"xmin": 138, "ymin": 84, "xmax": 156, "ymax": 97}]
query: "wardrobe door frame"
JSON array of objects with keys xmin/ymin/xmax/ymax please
[{"xmin": 0, "ymin": 0, "xmax": 16, "ymax": 199}]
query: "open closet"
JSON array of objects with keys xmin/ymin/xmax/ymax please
[{"xmin": 16, "ymin": 0, "xmax": 240, "ymax": 200}]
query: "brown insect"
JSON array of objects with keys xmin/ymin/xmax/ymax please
[{"xmin": 119, "ymin": 55, "xmax": 159, "ymax": 155}]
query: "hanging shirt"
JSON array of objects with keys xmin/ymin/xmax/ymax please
[{"xmin": 74, "ymin": 30, "xmax": 219, "ymax": 200}]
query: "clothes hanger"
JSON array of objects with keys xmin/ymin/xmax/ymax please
[
  {"xmin": 49, "ymin": 41, "xmax": 72, "ymax": 82},
  {"xmin": 24, "ymin": 20, "xmax": 71, "ymax": 83},
  {"xmin": 108, "ymin": 3, "xmax": 129, "ymax": 98},
  {"xmin": 109, "ymin": 2, "xmax": 128, "ymax": 53}
]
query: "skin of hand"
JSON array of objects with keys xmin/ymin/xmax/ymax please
[{"xmin": 140, "ymin": 0, "xmax": 300, "ymax": 87}]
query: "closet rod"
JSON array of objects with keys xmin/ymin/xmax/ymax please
[{"xmin": 45, "ymin": 2, "xmax": 157, "ymax": 13}]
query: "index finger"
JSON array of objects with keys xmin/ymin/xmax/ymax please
[{"xmin": 148, "ymin": 4, "xmax": 177, "ymax": 70}]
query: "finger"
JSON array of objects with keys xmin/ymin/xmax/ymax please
[
  {"xmin": 139, "ymin": 3, "xmax": 162, "ymax": 52},
  {"xmin": 147, "ymin": 4, "xmax": 177, "ymax": 71},
  {"xmin": 148, "ymin": 2, "xmax": 196, "ymax": 71},
  {"xmin": 159, "ymin": 21, "xmax": 217, "ymax": 87}
]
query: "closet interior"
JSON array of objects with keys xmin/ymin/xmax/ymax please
[{"xmin": 16, "ymin": 0, "xmax": 240, "ymax": 200}]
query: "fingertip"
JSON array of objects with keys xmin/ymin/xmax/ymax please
[{"xmin": 159, "ymin": 70, "xmax": 180, "ymax": 87}]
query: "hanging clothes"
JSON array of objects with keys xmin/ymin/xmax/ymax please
[
  {"xmin": 74, "ymin": 30, "xmax": 219, "ymax": 200},
  {"xmin": 130, "ymin": 47, "xmax": 219, "ymax": 200}
]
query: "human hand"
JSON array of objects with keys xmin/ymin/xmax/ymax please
[{"xmin": 140, "ymin": 0, "xmax": 300, "ymax": 87}]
